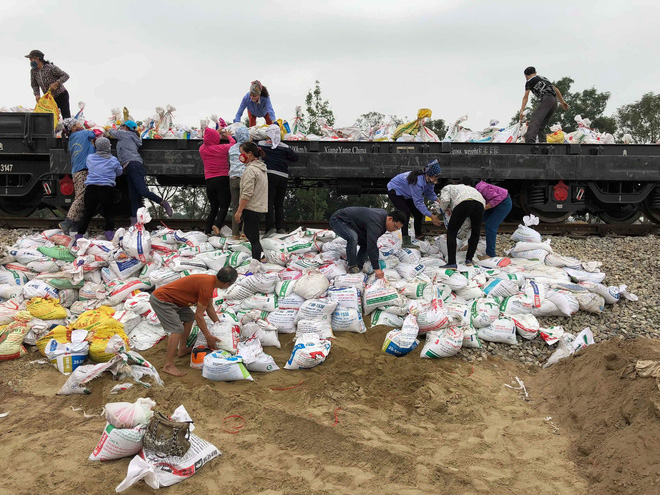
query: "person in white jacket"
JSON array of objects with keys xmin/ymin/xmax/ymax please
[{"xmin": 438, "ymin": 180, "xmax": 485, "ymax": 269}]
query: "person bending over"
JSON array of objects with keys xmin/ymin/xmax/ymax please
[
  {"xmin": 329, "ymin": 207, "xmax": 406, "ymax": 278},
  {"xmin": 387, "ymin": 158, "xmax": 443, "ymax": 248},
  {"xmin": 438, "ymin": 182, "xmax": 485, "ymax": 269},
  {"xmin": 233, "ymin": 80, "xmax": 276, "ymax": 126},
  {"xmin": 473, "ymin": 179, "xmax": 512, "ymax": 258},
  {"xmin": 150, "ymin": 267, "xmax": 238, "ymax": 377}
]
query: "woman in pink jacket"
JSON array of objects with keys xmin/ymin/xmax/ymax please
[
  {"xmin": 199, "ymin": 127, "xmax": 235, "ymax": 235},
  {"xmin": 474, "ymin": 180, "xmax": 512, "ymax": 257}
]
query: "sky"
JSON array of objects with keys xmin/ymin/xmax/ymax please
[{"xmin": 1, "ymin": 0, "xmax": 659, "ymax": 131}]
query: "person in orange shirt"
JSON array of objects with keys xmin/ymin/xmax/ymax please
[{"xmin": 150, "ymin": 267, "xmax": 238, "ymax": 377}]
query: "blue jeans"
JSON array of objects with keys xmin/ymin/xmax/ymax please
[
  {"xmin": 124, "ymin": 161, "xmax": 163, "ymax": 217},
  {"xmin": 483, "ymin": 195, "xmax": 512, "ymax": 257},
  {"xmin": 329, "ymin": 215, "xmax": 368, "ymax": 268}
]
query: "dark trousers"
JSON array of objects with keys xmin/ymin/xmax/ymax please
[
  {"xmin": 54, "ymin": 90, "xmax": 71, "ymax": 119},
  {"xmin": 446, "ymin": 200, "xmax": 484, "ymax": 265},
  {"xmin": 205, "ymin": 176, "xmax": 231, "ymax": 234},
  {"xmin": 524, "ymin": 94, "xmax": 557, "ymax": 143},
  {"xmin": 483, "ymin": 195, "xmax": 512, "ymax": 257},
  {"xmin": 387, "ymin": 189, "xmax": 424, "ymax": 237},
  {"xmin": 77, "ymin": 185, "xmax": 115, "ymax": 235},
  {"xmin": 266, "ymin": 173, "xmax": 287, "ymax": 231},
  {"xmin": 241, "ymin": 209, "xmax": 264, "ymax": 260},
  {"xmin": 124, "ymin": 161, "xmax": 163, "ymax": 217},
  {"xmin": 329, "ymin": 214, "xmax": 368, "ymax": 268}
]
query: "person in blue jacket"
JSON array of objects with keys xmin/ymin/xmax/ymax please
[
  {"xmin": 233, "ymin": 80, "xmax": 276, "ymax": 126},
  {"xmin": 59, "ymin": 118, "xmax": 96, "ymax": 234},
  {"xmin": 387, "ymin": 159, "xmax": 443, "ymax": 248},
  {"xmin": 74, "ymin": 137, "xmax": 123, "ymax": 243}
]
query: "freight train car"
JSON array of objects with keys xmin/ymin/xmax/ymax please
[{"xmin": 2, "ymin": 112, "xmax": 659, "ymax": 223}]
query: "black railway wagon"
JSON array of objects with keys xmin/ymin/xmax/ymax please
[{"xmin": 2, "ymin": 112, "xmax": 659, "ymax": 224}]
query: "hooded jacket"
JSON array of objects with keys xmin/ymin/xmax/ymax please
[
  {"xmin": 239, "ymin": 159, "xmax": 268, "ymax": 213},
  {"xmin": 228, "ymin": 127, "xmax": 251, "ymax": 178},
  {"xmin": 259, "ymin": 145, "xmax": 299, "ymax": 178},
  {"xmin": 199, "ymin": 128, "xmax": 235, "ymax": 179}
]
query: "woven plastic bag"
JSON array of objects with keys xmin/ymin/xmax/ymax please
[{"xmin": 35, "ymin": 90, "xmax": 60, "ymax": 128}]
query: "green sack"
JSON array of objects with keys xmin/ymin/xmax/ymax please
[{"xmin": 38, "ymin": 246, "xmax": 75, "ymax": 262}]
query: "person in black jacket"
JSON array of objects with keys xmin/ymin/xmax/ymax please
[
  {"xmin": 259, "ymin": 126, "xmax": 299, "ymax": 237},
  {"xmin": 329, "ymin": 207, "xmax": 406, "ymax": 278}
]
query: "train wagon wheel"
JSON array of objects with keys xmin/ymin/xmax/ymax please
[
  {"xmin": 0, "ymin": 199, "xmax": 39, "ymax": 217},
  {"xmin": 641, "ymin": 187, "xmax": 660, "ymax": 224},
  {"xmin": 519, "ymin": 189, "xmax": 571, "ymax": 223},
  {"xmin": 596, "ymin": 205, "xmax": 642, "ymax": 224}
]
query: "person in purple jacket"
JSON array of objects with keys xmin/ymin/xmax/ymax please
[
  {"xmin": 387, "ymin": 159, "xmax": 443, "ymax": 248},
  {"xmin": 473, "ymin": 179, "xmax": 512, "ymax": 257}
]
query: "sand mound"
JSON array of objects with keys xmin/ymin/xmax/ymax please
[
  {"xmin": 534, "ymin": 337, "xmax": 660, "ymax": 495},
  {"xmin": 0, "ymin": 325, "xmax": 593, "ymax": 495}
]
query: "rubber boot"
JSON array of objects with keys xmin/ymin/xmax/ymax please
[
  {"xmin": 401, "ymin": 235, "xmax": 418, "ymax": 249},
  {"xmin": 58, "ymin": 218, "xmax": 72, "ymax": 235},
  {"xmin": 69, "ymin": 221, "xmax": 79, "ymax": 234},
  {"xmin": 104, "ymin": 230, "xmax": 115, "ymax": 242}
]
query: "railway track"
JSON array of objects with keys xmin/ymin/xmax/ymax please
[{"xmin": 0, "ymin": 217, "xmax": 658, "ymax": 237}]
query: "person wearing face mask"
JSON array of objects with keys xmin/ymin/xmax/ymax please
[
  {"xmin": 386, "ymin": 159, "xmax": 443, "ymax": 248},
  {"xmin": 26, "ymin": 49, "xmax": 71, "ymax": 119},
  {"xmin": 234, "ymin": 142, "xmax": 268, "ymax": 261},
  {"xmin": 233, "ymin": 80, "xmax": 276, "ymax": 126}
]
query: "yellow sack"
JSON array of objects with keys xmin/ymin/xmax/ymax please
[
  {"xmin": 392, "ymin": 108, "xmax": 433, "ymax": 140},
  {"xmin": 88, "ymin": 326, "xmax": 130, "ymax": 362},
  {"xmin": 70, "ymin": 306, "xmax": 119, "ymax": 332},
  {"xmin": 0, "ymin": 312, "xmax": 33, "ymax": 361},
  {"xmin": 546, "ymin": 130, "xmax": 565, "ymax": 144},
  {"xmin": 34, "ymin": 90, "xmax": 60, "ymax": 129},
  {"xmin": 27, "ymin": 298, "xmax": 67, "ymax": 320},
  {"xmin": 36, "ymin": 325, "xmax": 72, "ymax": 355}
]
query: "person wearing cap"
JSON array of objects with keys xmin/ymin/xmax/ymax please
[
  {"xmin": 520, "ymin": 66, "xmax": 569, "ymax": 143},
  {"xmin": 386, "ymin": 159, "xmax": 443, "ymax": 248},
  {"xmin": 329, "ymin": 208, "xmax": 407, "ymax": 278},
  {"xmin": 258, "ymin": 125, "xmax": 299, "ymax": 238},
  {"xmin": 437, "ymin": 181, "xmax": 486, "ymax": 270},
  {"xmin": 26, "ymin": 49, "xmax": 71, "ymax": 118},
  {"xmin": 74, "ymin": 137, "xmax": 123, "ymax": 243},
  {"xmin": 233, "ymin": 80, "xmax": 276, "ymax": 126},
  {"xmin": 106, "ymin": 121, "xmax": 173, "ymax": 223},
  {"xmin": 474, "ymin": 180, "xmax": 512, "ymax": 258},
  {"xmin": 59, "ymin": 119, "xmax": 96, "ymax": 234}
]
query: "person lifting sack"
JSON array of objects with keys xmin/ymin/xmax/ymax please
[{"xmin": 387, "ymin": 159, "xmax": 443, "ymax": 248}]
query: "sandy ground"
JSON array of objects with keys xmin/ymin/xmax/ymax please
[{"xmin": 0, "ymin": 322, "xmax": 606, "ymax": 495}]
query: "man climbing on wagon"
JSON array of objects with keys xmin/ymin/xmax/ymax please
[{"xmin": 520, "ymin": 66, "xmax": 569, "ymax": 143}]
